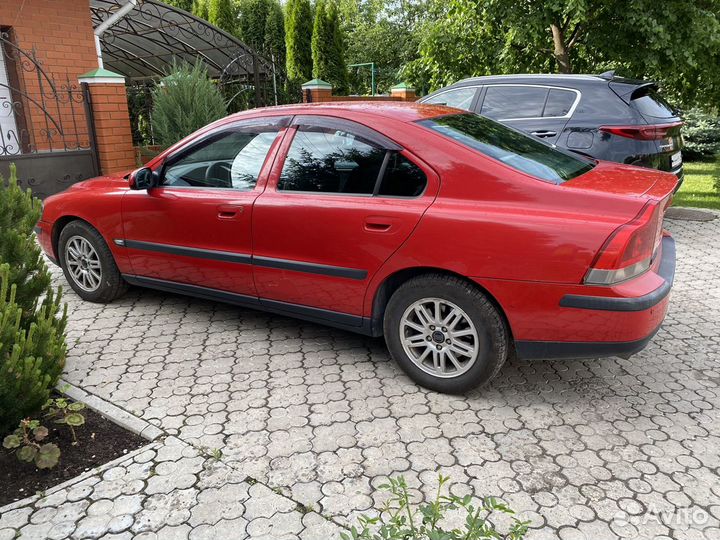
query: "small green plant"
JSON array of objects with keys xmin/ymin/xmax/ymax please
[
  {"xmin": 3, "ymin": 418, "xmax": 61, "ymax": 469},
  {"xmin": 342, "ymin": 475, "xmax": 531, "ymax": 540},
  {"xmin": 43, "ymin": 397, "xmax": 85, "ymax": 444},
  {"xmin": 3, "ymin": 397, "xmax": 86, "ymax": 469}
]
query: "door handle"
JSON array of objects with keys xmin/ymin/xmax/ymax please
[
  {"xmin": 531, "ymin": 130, "xmax": 557, "ymax": 138},
  {"xmin": 217, "ymin": 204, "xmax": 243, "ymax": 219},
  {"xmin": 364, "ymin": 218, "xmax": 393, "ymax": 232}
]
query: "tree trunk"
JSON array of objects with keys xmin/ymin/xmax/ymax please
[{"xmin": 550, "ymin": 23, "xmax": 572, "ymax": 74}]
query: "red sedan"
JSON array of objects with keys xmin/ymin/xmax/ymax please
[{"xmin": 37, "ymin": 102, "xmax": 677, "ymax": 393}]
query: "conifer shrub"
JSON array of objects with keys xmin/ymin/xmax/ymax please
[{"xmin": 0, "ymin": 165, "xmax": 67, "ymax": 434}]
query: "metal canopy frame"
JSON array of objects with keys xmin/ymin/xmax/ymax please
[{"xmin": 89, "ymin": 0, "xmax": 272, "ymax": 83}]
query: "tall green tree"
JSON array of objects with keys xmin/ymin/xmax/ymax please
[
  {"xmin": 236, "ymin": 0, "xmax": 285, "ymax": 67},
  {"xmin": 338, "ymin": 0, "xmax": 430, "ymax": 95},
  {"xmin": 207, "ymin": 0, "xmax": 237, "ymax": 33},
  {"xmin": 409, "ymin": 0, "xmax": 720, "ymax": 107},
  {"xmin": 192, "ymin": 0, "xmax": 209, "ymax": 19},
  {"xmin": 264, "ymin": 0, "xmax": 286, "ymax": 68},
  {"xmin": 312, "ymin": 0, "xmax": 347, "ymax": 92},
  {"xmin": 164, "ymin": 0, "xmax": 194, "ymax": 12},
  {"xmin": 237, "ymin": 0, "xmax": 272, "ymax": 52},
  {"xmin": 285, "ymin": 0, "xmax": 313, "ymax": 82}
]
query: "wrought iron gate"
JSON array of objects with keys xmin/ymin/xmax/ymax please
[{"xmin": 0, "ymin": 30, "xmax": 99, "ymax": 199}]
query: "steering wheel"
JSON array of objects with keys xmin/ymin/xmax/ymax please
[{"xmin": 205, "ymin": 162, "xmax": 232, "ymax": 187}]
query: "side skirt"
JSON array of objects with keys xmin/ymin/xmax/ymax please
[{"xmin": 122, "ymin": 274, "xmax": 376, "ymax": 337}]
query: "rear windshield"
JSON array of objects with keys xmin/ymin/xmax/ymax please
[
  {"xmin": 418, "ymin": 113, "xmax": 593, "ymax": 184},
  {"xmin": 631, "ymin": 88, "xmax": 677, "ymax": 119}
]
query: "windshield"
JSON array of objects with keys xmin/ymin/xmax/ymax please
[{"xmin": 418, "ymin": 113, "xmax": 594, "ymax": 184}]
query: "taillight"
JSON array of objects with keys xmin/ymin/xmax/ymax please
[
  {"xmin": 585, "ymin": 203, "xmax": 663, "ymax": 285},
  {"xmin": 599, "ymin": 122, "xmax": 683, "ymax": 141}
]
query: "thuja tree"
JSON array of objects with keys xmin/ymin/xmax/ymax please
[
  {"xmin": 312, "ymin": 0, "xmax": 348, "ymax": 93},
  {"xmin": 285, "ymin": 0, "xmax": 313, "ymax": 83},
  {"xmin": 151, "ymin": 62, "xmax": 227, "ymax": 147},
  {"xmin": 0, "ymin": 165, "xmax": 67, "ymax": 434}
]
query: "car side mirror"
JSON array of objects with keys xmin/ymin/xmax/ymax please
[{"xmin": 130, "ymin": 167, "xmax": 160, "ymax": 190}]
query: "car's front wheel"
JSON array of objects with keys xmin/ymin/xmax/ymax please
[
  {"xmin": 58, "ymin": 220, "xmax": 127, "ymax": 303},
  {"xmin": 383, "ymin": 274, "xmax": 508, "ymax": 393}
]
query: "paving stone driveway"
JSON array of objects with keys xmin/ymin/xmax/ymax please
[{"xmin": 2, "ymin": 215, "xmax": 719, "ymax": 539}]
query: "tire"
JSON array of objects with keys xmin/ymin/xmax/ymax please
[
  {"xmin": 383, "ymin": 274, "xmax": 508, "ymax": 394},
  {"xmin": 58, "ymin": 220, "xmax": 128, "ymax": 303}
]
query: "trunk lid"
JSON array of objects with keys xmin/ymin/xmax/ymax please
[{"xmin": 564, "ymin": 161, "xmax": 678, "ymax": 205}]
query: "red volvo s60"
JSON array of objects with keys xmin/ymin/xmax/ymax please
[{"xmin": 36, "ymin": 102, "xmax": 677, "ymax": 393}]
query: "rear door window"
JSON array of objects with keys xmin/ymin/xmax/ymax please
[
  {"xmin": 423, "ymin": 87, "xmax": 478, "ymax": 110},
  {"xmin": 481, "ymin": 86, "xmax": 548, "ymax": 119},
  {"xmin": 278, "ymin": 126, "xmax": 386, "ymax": 194},
  {"xmin": 419, "ymin": 113, "xmax": 594, "ymax": 184}
]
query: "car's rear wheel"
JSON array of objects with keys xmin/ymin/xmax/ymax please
[
  {"xmin": 58, "ymin": 220, "xmax": 127, "ymax": 303},
  {"xmin": 383, "ymin": 274, "xmax": 508, "ymax": 393}
]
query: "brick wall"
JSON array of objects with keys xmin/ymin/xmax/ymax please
[
  {"xmin": 302, "ymin": 84, "xmax": 418, "ymax": 104},
  {"xmin": 1, "ymin": 0, "xmax": 135, "ymax": 173},
  {"xmin": 1, "ymin": 0, "xmax": 99, "ymax": 152},
  {"xmin": 84, "ymin": 82, "xmax": 136, "ymax": 174}
]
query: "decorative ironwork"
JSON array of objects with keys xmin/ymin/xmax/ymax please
[
  {"xmin": 90, "ymin": 0, "xmax": 274, "ymax": 81},
  {"xmin": 0, "ymin": 30, "xmax": 94, "ymax": 157}
]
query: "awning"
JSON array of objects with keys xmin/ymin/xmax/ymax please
[{"xmin": 90, "ymin": 0, "xmax": 273, "ymax": 82}]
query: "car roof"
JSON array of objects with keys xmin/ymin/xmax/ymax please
[
  {"xmin": 443, "ymin": 73, "xmax": 650, "ymax": 89},
  {"xmin": 224, "ymin": 101, "xmax": 457, "ymax": 124}
]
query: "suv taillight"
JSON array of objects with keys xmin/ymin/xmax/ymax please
[
  {"xmin": 585, "ymin": 203, "xmax": 663, "ymax": 285},
  {"xmin": 599, "ymin": 121, "xmax": 683, "ymax": 141}
]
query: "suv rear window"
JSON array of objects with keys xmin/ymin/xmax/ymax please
[
  {"xmin": 631, "ymin": 88, "xmax": 677, "ymax": 119},
  {"xmin": 419, "ymin": 113, "xmax": 594, "ymax": 184}
]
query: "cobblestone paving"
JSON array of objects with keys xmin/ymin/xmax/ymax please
[{"xmin": 1, "ymin": 216, "xmax": 718, "ymax": 539}]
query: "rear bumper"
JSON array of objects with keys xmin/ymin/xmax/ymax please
[
  {"xmin": 515, "ymin": 325, "xmax": 660, "ymax": 360},
  {"xmin": 559, "ymin": 236, "xmax": 675, "ymax": 311},
  {"xmin": 483, "ymin": 236, "xmax": 675, "ymax": 361}
]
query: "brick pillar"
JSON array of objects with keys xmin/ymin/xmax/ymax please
[
  {"xmin": 301, "ymin": 79, "xmax": 333, "ymax": 103},
  {"xmin": 79, "ymin": 68, "xmax": 136, "ymax": 175},
  {"xmin": 390, "ymin": 83, "xmax": 417, "ymax": 102}
]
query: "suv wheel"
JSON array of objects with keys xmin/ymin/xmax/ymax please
[
  {"xmin": 58, "ymin": 220, "xmax": 127, "ymax": 303},
  {"xmin": 383, "ymin": 274, "xmax": 508, "ymax": 393}
]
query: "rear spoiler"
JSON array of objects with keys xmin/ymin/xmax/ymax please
[{"xmin": 609, "ymin": 81, "xmax": 658, "ymax": 104}]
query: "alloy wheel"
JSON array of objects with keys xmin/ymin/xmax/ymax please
[
  {"xmin": 399, "ymin": 297, "xmax": 480, "ymax": 378},
  {"xmin": 64, "ymin": 235, "xmax": 102, "ymax": 292}
]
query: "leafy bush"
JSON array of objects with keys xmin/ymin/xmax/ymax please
[
  {"xmin": 343, "ymin": 475, "xmax": 531, "ymax": 540},
  {"xmin": 0, "ymin": 164, "xmax": 67, "ymax": 435},
  {"xmin": 151, "ymin": 62, "xmax": 227, "ymax": 147},
  {"xmin": 682, "ymin": 109, "xmax": 720, "ymax": 161}
]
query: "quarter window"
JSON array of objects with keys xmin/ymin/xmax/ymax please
[
  {"xmin": 278, "ymin": 126, "xmax": 386, "ymax": 194},
  {"xmin": 543, "ymin": 89, "xmax": 576, "ymax": 117},
  {"xmin": 481, "ymin": 86, "xmax": 548, "ymax": 119},
  {"xmin": 378, "ymin": 153, "xmax": 427, "ymax": 197},
  {"xmin": 164, "ymin": 127, "xmax": 280, "ymax": 190},
  {"xmin": 423, "ymin": 87, "xmax": 477, "ymax": 110}
]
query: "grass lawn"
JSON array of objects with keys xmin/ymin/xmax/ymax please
[{"xmin": 673, "ymin": 159, "xmax": 720, "ymax": 210}]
